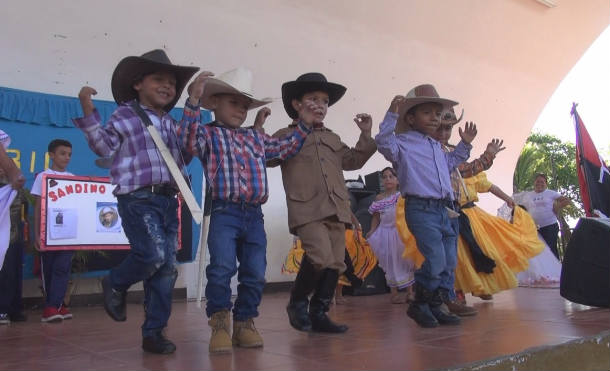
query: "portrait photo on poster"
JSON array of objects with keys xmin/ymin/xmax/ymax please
[
  {"xmin": 48, "ymin": 208, "xmax": 78, "ymax": 240},
  {"xmin": 96, "ymin": 202, "xmax": 122, "ymax": 233}
]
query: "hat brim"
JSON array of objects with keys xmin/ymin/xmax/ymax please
[
  {"xmin": 200, "ymin": 78, "xmax": 271, "ymax": 110},
  {"xmin": 281, "ymin": 81, "xmax": 347, "ymax": 119},
  {"xmin": 111, "ymin": 56, "xmax": 199, "ymax": 112},
  {"xmin": 397, "ymin": 97, "xmax": 458, "ymax": 129}
]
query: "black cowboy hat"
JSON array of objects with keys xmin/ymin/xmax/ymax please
[
  {"xmin": 111, "ymin": 49, "xmax": 199, "ymax": 112},
  {"xmin": 281, "ymin": 73, "xmax": 346, "ymax": 119}
]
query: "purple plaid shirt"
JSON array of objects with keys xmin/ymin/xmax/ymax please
[{"xmin": 73, "ymin": 99, "xmax": 200, "ymax": 195}]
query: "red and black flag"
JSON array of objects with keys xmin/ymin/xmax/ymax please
[{"xmin": 572, "ymin": 103, "xmax": 610, "ymax": 217}]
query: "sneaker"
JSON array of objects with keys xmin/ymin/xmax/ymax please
[
  {"xmin": 0, "ymin": 313, "xmax": 10, "ymax": 325},
  {"xmin": 59, "ymin": 306, "xmax": 73, "ymax": 320},
  {"xmin": 41, "ymin": 307, "xmax": 63, "ymax": 323}
]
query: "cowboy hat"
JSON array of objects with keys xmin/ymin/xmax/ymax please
[
  {"xmin": 100, "ymin": 206, "xmax": 116, "ymax": 215},
  {"xmin": 440, "ymin": 107, "xmax": 464, "ymax": 126},
  {"xmin": 111, "ymin": 49, "xmax": 199, "ymax": 112},
  {"xmin": 397, "ymin": 84, "xmax": 458, "ymax": 127},
  {"xmin": 199, "ymin": 67, "xmax": 271, "ymax": 110},
  {"xmin": 281, "ymin": 73, "xmax": 346, "ymax": 119}
]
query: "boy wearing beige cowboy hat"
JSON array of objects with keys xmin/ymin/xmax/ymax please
[
  {"xmin": 434, "ymin": 108, "xmax": 506, "ymax": 316},
  {"xmin": 375, "ymin": 84, "xmax": 479, "ymax": 328},
  {"xmin": 74, "ymin": 49, "xmax": 210, "ymax": 354},
  {"xmin": 179, "ymin": 67, "xmax": 313, "ymax": 353},
  {"xmin": 269, "ymin": 72, "xmax": 376, "ymax": 334}
]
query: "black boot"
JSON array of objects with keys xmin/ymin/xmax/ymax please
[
  {"xmin": 406, "ymin": 283, "xmax": 439, "ymax": 328},
  {"xmin": 309, "ymin": 269, "xmax": 348, "ymax": 333},
  {"xmin": 286, "ymin": 256, "xmax": 317, "ymax": 332},
  {"xmin": 102, "ymin": 276, "xmax": 126, "ymax": 322},
  {"xmin": 429, "ymin": 288, "xmax": 461, "ymax": 325}
]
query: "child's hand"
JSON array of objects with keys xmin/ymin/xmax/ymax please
[
  {"xmin": 354, "ymin": 113, "xmax": 373, "ymax": 134},
  {"xmin": 253, "ymin": 107, "xmax": 271, "ymax": 133},
  {"xmin": 78, "ymin": 86, "xmax": 97, "ymax": 116},
  {"xmin": 485, "ymin": 139, "xmax": 506, "ymax": 156},
  {"xmin": 388, "ymin": 95, "xmax": 405, "ymax": 114},
  {"xmin": 458, "ymin": 121, "xmax": 477, "ymax": 144},
  {"xmin": 187, "ymin": 71, "xmax": 215, "ymax": 104}
]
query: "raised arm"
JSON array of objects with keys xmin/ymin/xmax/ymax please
[
  {"xmin": 458, "ymin": 138, "xmax": 505, "ymax": 178},
  {"xmin": 375, "ymin": 96, "xmax": 405, "ymax": 164},
  {"xmin": 262, "ymin": 120, "xmax": 311, "ymax": 161}
]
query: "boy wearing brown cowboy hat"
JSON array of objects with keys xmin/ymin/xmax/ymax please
[
  {"xmin": 375, "ymin": 85, "xmax": 478, "ymax": 328},
  {"xmin": 179, "ymin": 67, "xmax": 313, "ymax": 353},
  {"xmin": 269, "ymin": 72, "xmax": 376, "ymax": 334},
  {"xmin": 74, "ymin": 49, "xmax": 210, "ymax": 354}
]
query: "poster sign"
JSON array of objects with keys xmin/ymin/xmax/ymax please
[{"xmin": 40, "ymin": 174, "xmax": 182, "ymax": 251}]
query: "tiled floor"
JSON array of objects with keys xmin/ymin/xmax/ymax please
[{"xmin": 1, "ymin": 288, "xmax": 608, "ymax": 371}]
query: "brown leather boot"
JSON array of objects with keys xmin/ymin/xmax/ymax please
[
  {"xmin": 232, "ymin": 318, "xmax": 263, "ymax": 348},
  {"xmin": 445, "ymin": 300, "xmax": 478, "ymax": 316},
  {"xmin": 208, "ymin": 310, "xmax": 232, "ymax": 353}
]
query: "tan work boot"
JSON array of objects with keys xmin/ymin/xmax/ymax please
[
  {"xmin": 232, "ymin": 318, "xmax": 263, "ymax": 348},
  {"xmin": 208, "ymin": 310, "xmax": 232, "ymax": 353},
  {"xmin": 445, "ymin": 300, "xmax": 478, "ymax": 317}
]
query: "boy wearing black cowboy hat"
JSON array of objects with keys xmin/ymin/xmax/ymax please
[
  {"xmin": 269, "ymin": 73, "xmax": 376, "ymax": 334},
  {"xmin": 74, "ymin": 49, "xmax": 210, "ymax": 354},
  {"xmin": 179, "ymin": 67, "xmax": 314, "ymax": 353}
]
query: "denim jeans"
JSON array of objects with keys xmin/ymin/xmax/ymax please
[
  {"xmin": 41, "ymin": 250, "xmax": 74, "ymax": 308},
  {"xmin": 405, "ymin": 198, "xmax": 457, "ymax": 292},
  {"xmin": 114, "ymin": 190, "xmax": 179, "ymax": 337},
  {"xmin": 441, "ymin": 217, "xmax": 459, "ymax": 300},
  {"xmin": 538, "ymin": 222, "xmax": 560, "ymax": 260},
  {"xmin": 205, "ymin": 199, "xmax": 267, "ymax": 321},
  {"xmin": 0, "ymin": 241, "xmax": 24, "ymax": 314}
]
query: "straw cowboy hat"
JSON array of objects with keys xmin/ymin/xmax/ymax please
[
  {"xmin": 199, "ymin": 67, "xmax": 271, "ymax": 110},
  {"xmin": 441, "ymin": 107, "xmax": 464, "ymax": 126},
  {"xmin": 281, "ymin": 73, "xmax": 346, "ymax": 119},
  {"xmin": 100, "ymin": 206, "xmax": 116, "ymax": 215},
  {"xmin": 111, "ymin": 49, "xmax": 199, "ymax": 112},
  {"xmin": 397, "ymin": 84, "xmax": 458, "ymax": 127}
]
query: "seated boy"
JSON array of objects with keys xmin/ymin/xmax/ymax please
[
  {"xmin": 269, "ymin": 72, "xmax": 376, "ymax": 334},
  {"xmin": 179, "ymin": 67, "xmax": 312, "ymax": 353},
  {"xmin": 30, "ymin": 139, "xmax": 74, "ymax": 323},
  {"xmin": 74, "ymin": 49, "xmax": 205, "ymax": 354},
  {"xmin": 375, "ymin": 85, "xmax": 477, "ymax": 328}
]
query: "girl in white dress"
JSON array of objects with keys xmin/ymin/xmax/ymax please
[{"xmin": 366, "ymin": 167, "xmax": 415, "ymax": 303}]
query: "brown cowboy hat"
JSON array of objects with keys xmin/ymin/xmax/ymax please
[
  {"xmin": 111, "ymin": 49, "xmax": 199, "ymax": 112},
  {"xmin": 281, "ymin": 73, "xmax": 346, "ymax": 119},
  {"xmin": 397, "ymin": 84, "xmax": 458, "ymax": 127}
]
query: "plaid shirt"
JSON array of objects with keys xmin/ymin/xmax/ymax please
[
  {"xmin": 179, "ymin": 120, "xmax": 311, "ymax": 204},
  {"xmin": 443, "ymin": 144, "xmax": 495, "ymax": 201},
  {"xmin": 73, "ymin": 100, "xmax": 200, "ymax": 194}
]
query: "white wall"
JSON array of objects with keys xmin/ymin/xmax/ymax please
[{"xmin": 2, "ymin": 0, "xmax": 607, "ymax": 286}]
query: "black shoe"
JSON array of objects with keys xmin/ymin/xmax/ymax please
[
  {"xmin": 310, "ymin": 313, "xmax": 348, "ymax": 333},
  {"xmin": 430, "ymin": 304, "xmax": 461, "ymax": 325},
  {"xmin": 286, "ymin": 301, "xmax": 312, "ymax": 332},
  {"xmin": 407, "ymin": 302, "xmax": 439, "ymax": 328},
  {"xmin": 142, "ymin": 332, "xmax": 176, "ymax": 354},
  {"xmin": 102, "ymin": 276, "xmax": 126, "ymax": 322},
  {"xmin": 8, "ymin": 312, "xmax": 27, "ymax": 322}
]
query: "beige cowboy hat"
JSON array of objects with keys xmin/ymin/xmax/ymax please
[
  {"xmin": 440, "ymin": 107, "xmax": 464, "ymax": 126},
  {"xmin": 199, "ymin": 67, "xmax": 271, "ymax": 110},
  {"xmin": 397, "ymin": 84, "xmax": 458, "ymax": 129},
  {"xmin": 111, "ymin": 49, "xmax": 200, "ymax": 112}
]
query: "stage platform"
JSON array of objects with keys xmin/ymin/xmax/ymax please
[{"xmin": 0, "ymin": 287, "xmax": 608, "ymax": 370}]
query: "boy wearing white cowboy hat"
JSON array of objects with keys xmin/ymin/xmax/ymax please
[
  {"xmin": 376, "ymin": 85, "xmax": 479, "ymax": 328},
  {"xmin": 269, "ymin": 72, "xmax": 376, "ymax": 334},
  {"xmin": 74, "ymin": 49, "xmax": 210, "ymax": 354},
  {"xmin": 179, "ymin": 67, "xmax": 313, "ymax": 353}
]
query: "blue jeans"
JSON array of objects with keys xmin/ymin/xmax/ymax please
[
  {"xmin": 41, "ymin": 250, "xmax": 73, "ymax": 308},
  {"xmin": 115, "ymin": 190, "xmax": 179, "ymax": 337},
  {"xmin": 405, "ymin": 198, "xmax": 457, "ymax": 292},
  {"xmin": 441, "ymin": 217, "xmax": 459, "ymax": 300},
  {"xmin": 205, "ymin": 199, "xmax": 267, "ymax": 321}
]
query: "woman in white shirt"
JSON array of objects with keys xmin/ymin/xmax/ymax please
[{"xmin": 524, "ymin": 174, "xmax": 570, "ymax": 260}]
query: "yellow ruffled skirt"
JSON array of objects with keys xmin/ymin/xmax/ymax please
[
  {"xmin": 397, "ymin": 198, "xmax": 544, "ymax": 296},
  {"xmin": 282, "ymin": 229, "xmax": 378, "ymax": 286}
]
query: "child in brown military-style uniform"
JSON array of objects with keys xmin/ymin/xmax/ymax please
[{"xmin": 269, "ymin": 73, "xmax": 376, "ymax": 333}]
